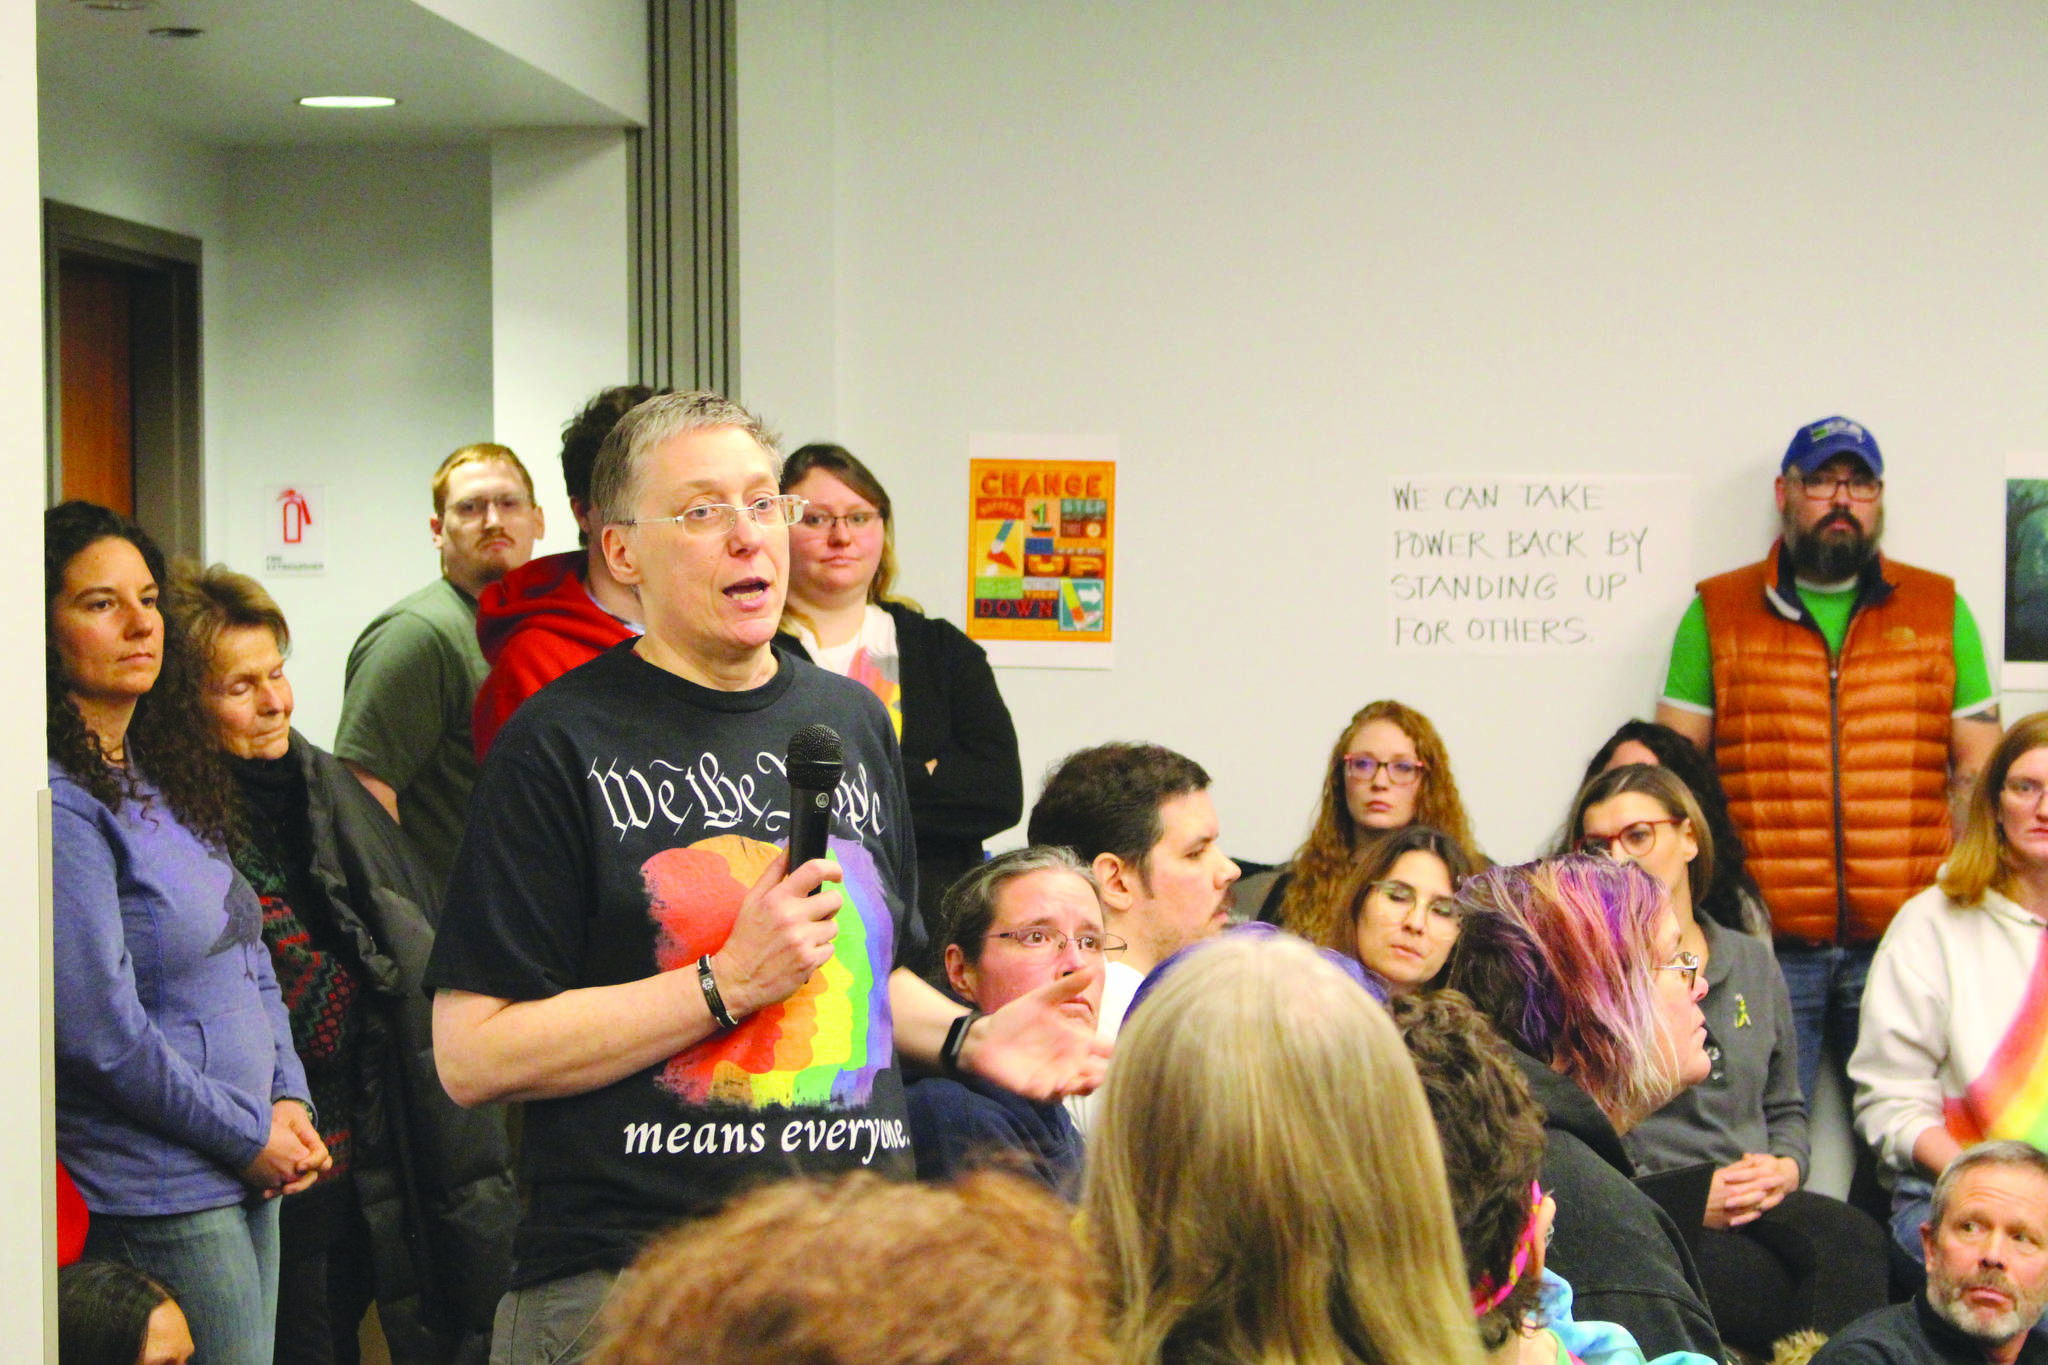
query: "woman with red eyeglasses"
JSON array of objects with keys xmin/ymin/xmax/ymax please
[
  {"xmin": 1249, "ymin": 699, "xmax": 1483, "ymax": 937},
  {"xmin": 1567, "ymin": 763, "xmax": 1886, "ymax": 1355}
]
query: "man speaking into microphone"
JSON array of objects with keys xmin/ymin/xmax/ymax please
[{"xmin": 424, "ymin": 392, "xmax": 1107, "ymax": 1365}]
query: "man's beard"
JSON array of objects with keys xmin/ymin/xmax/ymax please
[
  {"xmin": 1928, "ymin": 1260, "xmax": 2045, "ymax": 1348},
  {"xmin": 1782, "ymin": 503, "xmax": 1883, "ymax": 582}
]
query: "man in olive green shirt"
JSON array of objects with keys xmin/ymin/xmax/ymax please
[{"xmin": 335, "ymin": 443, "xmax": 543, "ymax": 888}]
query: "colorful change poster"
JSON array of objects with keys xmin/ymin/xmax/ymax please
[{"xmin": 966, "ymin": 436, "xmax": 1116, "ymax": 668}]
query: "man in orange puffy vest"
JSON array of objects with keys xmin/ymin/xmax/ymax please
[{"xmin": 1655, "ymin": 416, "xmax": 2001, "ymax": 1104}]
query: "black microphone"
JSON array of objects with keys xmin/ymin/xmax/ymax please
[{"xmin": 785, "ymin": 724, "xmax": 845, "ymax": 880}]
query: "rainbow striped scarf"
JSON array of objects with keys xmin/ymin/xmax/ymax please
[{"xmin": 1947, "ymin": 926, "xmax": 2048, "ymax": 1149}]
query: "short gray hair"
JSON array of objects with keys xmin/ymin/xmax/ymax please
[
  {"xmin": 590, "ymin": 390, "xmax": 782, "ymax": 527},
  {"xmin": 941, "ymin": 846, "xmax": 1101, "ymax": 966},
  {"xmin": 1930, "ymin": 1141, "xmax": 2048, "ymax": 1230}
]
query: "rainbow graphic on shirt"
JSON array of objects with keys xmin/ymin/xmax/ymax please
[
  {"xmin": 641, "ymin": 833, "xmax": 895, "ymax": 1110},
  {"xmin": 845, "ymin": 649, "xmax": 904, "ymax": 739},
  {"xmin": 1945, "ymin": 932, "xmax": 2048, "ymax": 1150}
]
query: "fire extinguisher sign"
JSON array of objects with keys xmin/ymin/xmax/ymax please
[{"xmin": 263, "ymin": 484, "xmax": 326, "ymax": 574}]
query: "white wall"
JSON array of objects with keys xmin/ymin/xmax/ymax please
[
  {"xmin": 734, "ymin": 0, "xmax": 837, "ymax": 446},
  {"xmin": 491, "ymin": 129, "xmax": 634, "ymax": 530},
  {"xmin": 417, "ymin": 0, "xmax": 649, "ymax": 125},
  {"xmin": 212, "ymin": 144, "xmax": 495, "ymax": 748},
  {"xmin": 3, "ymin": 14, "xmax": 54, "ymax": 1359},
  {"xmin": 739, "ymin": 1, "xmax": 2048, "ymax": 865}
]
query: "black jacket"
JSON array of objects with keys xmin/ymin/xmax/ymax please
[
  {"xmin": 290, "ymin": 733, "xmax": 518, "ymax": 1364},
  {"xmin": 1513, "ymin": 1050, "xmax": 1724, "ymax": 1363},
  {"xmin": 1813, "ymin": 1294, "xmax": 2048, "ymax": 1365},
  {"xmin": 780, "ymin": 602, "xmax": 1024, "ymax": 869}
]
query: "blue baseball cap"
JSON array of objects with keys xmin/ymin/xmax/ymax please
[{"xmin": 1782, "ymin": 416, "xmax": 1883, "ymax": 477}]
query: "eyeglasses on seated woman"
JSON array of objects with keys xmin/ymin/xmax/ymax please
[
  {"xmin": 903, "ymin": 846, "xmax": 1107, "ymax": 1195},
  {"xmin": 1567, "ymin": 764, "xmax": 1892, "ymax": 1356},
  {"xmin": 1443, "ymin": 854, "xmax": 1722, "ymax": 1362},
  {"xmin": 1253, "ymin": 698, "xmax": 1482, "ymax": 935},
  {"xmin": 1312, "ymin": 824, "xmax": 1479, "ymax": 994}
]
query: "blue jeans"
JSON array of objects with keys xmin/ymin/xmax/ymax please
[
  {"xmin": 1889, "ymin": 1174, "xmax": 1934, "ymax": 1262},
  {"xmin": 1775, "ymin": 942, "xmax": 1877, "ymax": 1101},
  {"xmin": 489, "ymin": 1268, "xmax": 626, "ymax": 1365},
  {"xmin": 85, "ymin": 1195, "xmax": 282, "ymax": 1365}
]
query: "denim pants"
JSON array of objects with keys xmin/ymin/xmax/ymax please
[
  {"xmin": 489, "ymin": 1268, "xmax": 627, "ymax": 1365},
  {"xmin": 1774, "ymin": 942, "xmax": 1877, "ymax": 1101},
  {"xmin": 86, "ymin": 1194, "xmax": 283, "ymax": 1365}
]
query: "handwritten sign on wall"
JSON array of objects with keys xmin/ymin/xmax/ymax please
[{"xmin": 1386, "ymin": 475, "xmax": 1691, "ymax": 653}]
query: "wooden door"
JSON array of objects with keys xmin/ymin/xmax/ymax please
[{"xmin": 57, "ymin": 257, "xmax": 135, "ymax": 515}]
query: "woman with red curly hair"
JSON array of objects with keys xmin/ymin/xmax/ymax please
[{"xmin": 1243, "ymin": 699, "xmax": 1481, "ymax": 935}]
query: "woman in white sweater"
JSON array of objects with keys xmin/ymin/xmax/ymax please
[{"xmin": 1852, "ymin": 711, "xmax": 2048, "ymax": 1263}]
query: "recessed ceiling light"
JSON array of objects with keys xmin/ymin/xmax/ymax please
[
  {"xmin": 149, "ymin": 26, "xmax": 203, "ymax": 38},
  {"xmin": 298, "ymin": 95, "xmax": 400, "ymax": 110}
]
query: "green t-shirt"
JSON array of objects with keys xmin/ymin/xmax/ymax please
[
  {"xmin": 1661, "ymin": 584, "xmax": 1993, "ymax": 717},
  {"xmin": 333, "ymin": 576, "xmax": 489, "ymax": 887}
]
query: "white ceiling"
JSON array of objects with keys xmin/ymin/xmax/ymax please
[{"xmin": 38, "ymin": 0, "xmax": 637, "ymax": 146}]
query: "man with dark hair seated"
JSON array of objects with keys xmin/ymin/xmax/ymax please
[
  {"xmin": 1027, "ymin": 741, "xmax": 1240, "ymax": 1133},
  {"xmin": 1027, "ymin": 742, "xmax": 1239, "ymax": 1031}
]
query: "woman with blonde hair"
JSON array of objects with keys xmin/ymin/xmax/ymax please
[
  {"xmin": 1253, "ymin": 699, "xmax": 1479, "ymax": 935},
  {"xmin": 1085, "ymin": 932, "xmax": 1482, "ymax": 1365},
  {"xmin": 1853, "ymin": 710, "xmax": 2048, "ymax": 1264},
  {"xmin": 778, "ymin": 442, "xmax": 1023, "ymax": 936}
]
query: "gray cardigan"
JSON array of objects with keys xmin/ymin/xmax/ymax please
[{"xmin": 1624, "ymin": 915, "xmax": 1810, "ymax": 1179}]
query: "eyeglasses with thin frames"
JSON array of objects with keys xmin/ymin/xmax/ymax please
[
  {"xmin": 1656, "ymin": 950, "xmax": 1702, "ymax": 991},
  {"xmin": 2003, "ymin": 776, "xmax": 2048, "ymax": 807},
  {"xmin": 445, "ymin": 493, "xmax": 534, "ymax": 522},
  {"xmin": 620, "ymin": 494, "xmax": 808, "ymax": 537},
  {"xmin": 1578, "ymin": 817, "xmax": 1683, "ymax": 860},
  {"xmin": 1364, "ymin": 879, "xmax": 1461, "ymax": 925},
  {"xmin": 797, "ymin": 508, "xmax": 881, "ymax": 534},
  {"xmin": 986, "ymin": 926, "xmax": 1128, "ymax": 959}
]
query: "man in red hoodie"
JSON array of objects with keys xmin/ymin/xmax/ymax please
[{"xmin": 473, "ymin": 386, "xmax": 672, "ymax": 758}]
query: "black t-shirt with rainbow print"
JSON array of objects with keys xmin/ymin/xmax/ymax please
[{"xmin": 425, "ymin": 640, "xmax": 922, "ymax": 1287}]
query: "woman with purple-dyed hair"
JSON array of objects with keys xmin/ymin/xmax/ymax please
[{"xmin": 1445, "ymin": 855, "xmax": 1720, "ymax": 1363}]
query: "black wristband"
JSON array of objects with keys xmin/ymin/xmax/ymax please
[
  {"xmin": 941, "ymin": 1009, "xmax": 983, "ymax": 1075},
  {"xmin": 697, "ymin": 955, "xmax": 739, "ymax": 1030}
]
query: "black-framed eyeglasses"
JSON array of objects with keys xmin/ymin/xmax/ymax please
[
  {"xmin": 987, "ymin": 927, "xmax": 1128, "ymax": 958},
  {"xmin": 1655, "ymin": 950, "xmax": 1702, "ymax": 990},
  {"xmin": 1343, "ymin": 755, "xmax": 1427, "ymax": 785},
  {"xmin": 1365, "ymin": 879, "xmax": 1461, "ymax": 924},
  {"xmin": 1578, "ymin": 818, "xmax": 1683, "ymax": 859},
  {"xmin": 1798, "ymin": 472, "xmax": 1882, "ymax": 501},
  {"xmin": 620, "ymin": 494, "xmax": 807, "ymax": 537}
]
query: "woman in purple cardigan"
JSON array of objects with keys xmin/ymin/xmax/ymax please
[{"xmin": 48, "ymin": 502, "xmax": 327, "ymax": 1365}]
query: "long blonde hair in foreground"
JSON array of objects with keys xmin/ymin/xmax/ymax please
[{"xmin": 1084, "ymin": 934, "xmax": 1484, "ymax": 1365}]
